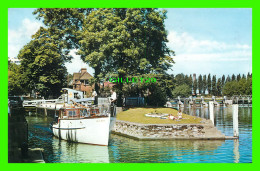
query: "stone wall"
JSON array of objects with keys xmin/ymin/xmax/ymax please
[{"xmin": 112, "ymin": 120, "xmax": 226, "ymax": 140}]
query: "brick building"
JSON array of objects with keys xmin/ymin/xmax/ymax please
[{"xmin": 72, "ymin": 68, "xmax": 94, "ymax": 97}]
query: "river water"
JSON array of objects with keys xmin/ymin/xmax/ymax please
[{"xmin": 26, "ymin": 106, "xmax": 252, "ymax": 163}]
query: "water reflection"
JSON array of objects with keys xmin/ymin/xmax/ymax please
[
  {"xmin": 52, "ymin": 138, "xmax": 109, "ymax": 163},
  {"xmin": 26, "ymin": 106, "xmax": 252, "ymax": 163},
  {"xmin": 109, "ymin": 134, "xmax": 225, "ymax": 163}
]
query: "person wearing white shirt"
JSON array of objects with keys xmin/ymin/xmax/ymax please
[
  {"xmin": 92, "ymin": 89, "xmax": 98, "ymax": 105},
  {"xmin": 110, "ymin": 90, "xmax": 117, "ymax": 103},
  {"xmin": 110, "ymin": 89, "xmax": 117, "ymax": 116}
]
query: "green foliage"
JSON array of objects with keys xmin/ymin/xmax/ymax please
[
  {"xmin": 216, "ymin": 78, "xmax": 222, "ymax": 96},
  {"xmin": 120, "ymin": 73, "xmax": 174, "ymax": 106},
  {"xmin": 222, "ymin": 78, "xmax": 252, "ymax": 96},
  {"xmin": 207, "ymin": 74, "xmax": 211, "ymax": 94},
  {"xmin": 33, "ymin": 8, "xmax": 93, "ymax": 50},
  {"xmin": 18, "ymin": 28, "xmax": 68, "ymax": 98},
  {"xmin": 198, "ymin": 74, "xmax": 203, "ymax": 94},
  {"xmin": 231, "ymin": 74, "xmax": 236, "ymax": 81},
  {"xmin": 172, "ymin": 84, "xmax": 192, "ymax": 98},
  {"xmin": 211, "ymin": 75, "xmax": 217, "ymax": 95},
  {"xmin": 77, "ymin": 8, "xmax": 174, "ymax": 106},
  {"xmin": 8, "ymin": 62, "xmax": 25, "ymax": 96},
  {"xmin": 202, "ymin": 75, "xmax": 207, "ymax": 94}
]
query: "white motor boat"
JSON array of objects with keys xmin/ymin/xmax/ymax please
[{"xmin": 51, "ymin": 106, "xmax": 111, "ymax": 146}]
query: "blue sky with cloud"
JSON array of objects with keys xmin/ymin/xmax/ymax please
[{"xmin": 8, "ymin": 8, "xmax": 252, "ymax": 77}]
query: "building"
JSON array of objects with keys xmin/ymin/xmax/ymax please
[
  {"xmin": 72, "ymin": 68, "xmax": 94, "ymax": 97},
  {"xmin": 8, "ymin": 57, "xmax": 21, "ymax": 65}
]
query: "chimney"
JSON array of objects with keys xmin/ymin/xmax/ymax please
[{"xmin": 81, "ymin": 68, "xmax": 87, "ymax": 73}]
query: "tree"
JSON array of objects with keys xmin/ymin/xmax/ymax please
[
  {"xmin": 18, "ymin": 28, "xmax": 68, "ymax": 98},
  {"xmin": 175, "ymin": 74, "xmax": 185, "ymax": 86},
  {"xmin": 187, "ymin": 74, "xmax": 193, "ymax": 89},
  {"xmin": 33, "ymin": 8, "xmax": 93, "ymax": 51},
  {"xmin": 198, "ymin": 74, "xmax": 203, "ymax": 94},
  {"xmin": 207, "ymin": 74, "xmax": 211, "ymax": 95},
  {"xmin": 247, "ymin": 72, "xmax": 252, "ymax": 79},
  {"xmin": 237, "ymin": 74, "xmax": 241, "ymax": 82},
  {"xmin": 216, "ymin": 78, "xmax": 222, "ymax": 96},
  {"xmin": 222, "ymin": 81, "xmax": 239, "ymax": 96},
  {"xmin": 202, "ymin": 75, "xmax": 207, "ymax": 95},
  {"xmin": 231, "ymin": 74, "xmax": 236, "ymax": 81},
  {"xmin": 172, "ymin": 84, "xmax": 192, "ymax": 98},
  {"xmin": 8, "ymin": 62, "xmax": 25, "ymax": 96},
  {"xmin": 226, "ymin": 75, "xmax": 231, "ymax": 83},
  {"xmin": 77, "ymin": 8, "xmax": 174, "ymax": 106},
  {"xmin": 211, "ymin": 75, "xmax": 217, "ymax": 95},
  {"xmin": 221, "ymin": 75, "xmax": 225, "ymax": 86},
  {"xmin": 222, "ymin": 78, "xmax": 252, "ymax": 96},
  {"xmin": 242, "ymin": 74, "xmax": 246, "ymax": 79},
  {"xmin": 245, "ymin": 77, "xmax": 252, "ymax": 95}
]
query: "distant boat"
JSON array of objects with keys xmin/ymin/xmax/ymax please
[{"xmin": 51, "ymin": 106, "xmax": 111, "ymax": 146}]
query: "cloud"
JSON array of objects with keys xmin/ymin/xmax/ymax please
[
  {"xmin": 167, "ymin": 30, "xmax": 252, "ymax": 76},
  {"xmin": 8, "ymin": 18, "xmax": 43, "ymax": 57},
  {"xmin": 65, "ymin": 49, "xmax": 95, "ymax": 75}
]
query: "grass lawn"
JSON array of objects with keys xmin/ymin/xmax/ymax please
[{"xmin": 116, "ymin": 107, "xmax": 203, "ymax": 124}]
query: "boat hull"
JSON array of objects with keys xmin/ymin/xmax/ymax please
[{"xmin": 52, "ymin": 116, "xmax": 110, "ymax": 146}]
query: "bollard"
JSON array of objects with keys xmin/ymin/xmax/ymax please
[
  {"xmin": 209, "ymin": 101, "xmax": 214, "ymax": 125},
  {"xmin": 233, "ymin": 104, "xmax": 239, "ymax": 137}
]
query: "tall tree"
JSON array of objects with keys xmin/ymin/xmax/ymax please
[
  {"xmin": 33, "ymin": 8, "xmax": 93, "ymax": 51},
  {"xmin": 188, "ymin": 74, "xmax": 193, "ymax": 89},
  {"xmin": 175, "ymin": 74, "xmax": 185, "ymax": 86},
  {"xmin": 221, "ymin": 75, "xmax": 226, "ymax": 86},
  {"xmin": 207, "ymin": 74, "xmax": 211, "ymax": 95},
  {"xmin": 198, "ymin": 74, "xmax": 203, "ymax": 94},
  {"xmin": 202, "ymin": 75, "xmax": 207, "ymax": 95},
  {"xmin": 211, "ymin": 75, "xmax": 217, "ymax": 95},
  {"xmin": 18, "ymin": 28, "xmax": 68, "ymax": 98},
  {"xmin": 247, "ymin": 72, "xmax": 252, "ymax": 79},
  {"xmin": 78, "ymin": 8, "xmax": 174, "ymax": 106},
  {"xmin": 216, "ymin": 78, "xmax": 222, "ymax": 96},
  {"xmin": 242, "ymin": 74, "xmax": 246, "ymax": 79},
  {"xmin": 231, "ymin": 74, "xmax": 236, "ymax": 81},
  {"xmin": 237, "ymin": 74, "xmax": 241, "ymax": 82},
  {"xmin": 226, "ymin": 75, "xmax": 231, "ymax": 83}
]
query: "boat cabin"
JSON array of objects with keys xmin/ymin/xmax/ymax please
[{"xmin": 58, "ymin": 107, "xmax": 102, "ymax": 119}]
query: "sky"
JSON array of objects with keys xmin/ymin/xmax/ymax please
[{"xmin": 8, "ymin": 8, "xmax": 252, "ymax": 77}]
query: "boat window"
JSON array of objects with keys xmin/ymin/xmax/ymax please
[
  {"xmin": 68, "ymin": 110, "xmax": 76, "ymax": 117},
  {"xmin": 79, "ymin": 109, "xmax": 88, "ymax": 117}
]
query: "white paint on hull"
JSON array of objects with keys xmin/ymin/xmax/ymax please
[{"xmin": 52, "ymin": 116, "xmax": 111, "ymax": 146}]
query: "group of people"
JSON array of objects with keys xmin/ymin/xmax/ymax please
[{"xmin": 168, "ymin": 109, "xmax": 182, "ymax": 120}]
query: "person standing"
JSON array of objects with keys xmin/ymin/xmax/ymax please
[
  {"xmin": 92, "ymin": 89, "xmax": 98, "ymax": 105},
  {"xmin": 109, "ymin": 89, "xmax": 117, "ymax": 116}
]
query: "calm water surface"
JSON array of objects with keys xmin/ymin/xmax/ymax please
[{"xmin": 26, "ymin": 106, "xmax": 252, "ymax": 163}]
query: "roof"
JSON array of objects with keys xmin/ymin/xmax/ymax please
[
  {"xmin": 73, "ymin": 73, "xmax": 80, "ymax": 80},
  {"xmin": 73, "ymin": 70, "xmax": 93, "ymax": 81},
  {"xmin": 104, "ymin": 82, "xmax": 115, "ymax": 88},
  {"xmin": 80, "ymin": 72, "xmax": 92, "ymax": 80}
]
